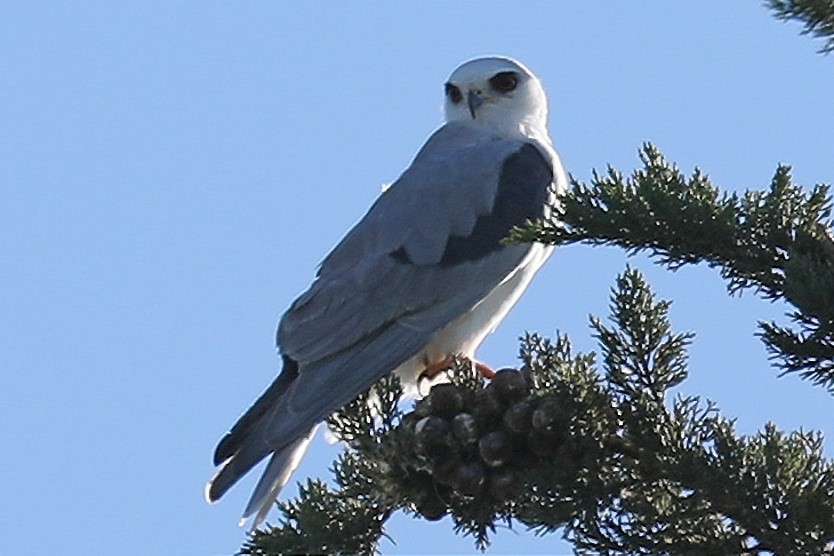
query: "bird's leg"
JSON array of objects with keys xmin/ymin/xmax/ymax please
[{"xmin": 419, "ymin": 354, "xmax": 496, "ymax": 380}]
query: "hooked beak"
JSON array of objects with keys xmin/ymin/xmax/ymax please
[{"xmin": 467, "ymin": 90, "xmax": 483, "ymax": 119}]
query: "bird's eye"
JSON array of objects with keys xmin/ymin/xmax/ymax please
[
  {"xmin": 445, "ymin": 83, "xmax": 463, "ymax": 104},
  {"xmin": 489, "ymin": 72, "xmax": 518, "ymax": 93}
]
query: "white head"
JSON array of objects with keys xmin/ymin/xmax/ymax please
[{"xmin": 443, "ymin": 56, "xmax": 548, "ymax": 138}]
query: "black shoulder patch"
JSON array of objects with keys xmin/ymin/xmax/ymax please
[{"xmin": 391, "ymin": 143, "xmax": 551, "ymax": 266}]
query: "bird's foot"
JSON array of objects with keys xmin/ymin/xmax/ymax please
[{"xmin": 419, "ymin": 355, "xmax": 496, "ymax": 380}]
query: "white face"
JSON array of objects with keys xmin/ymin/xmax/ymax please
[{"xmin": 443, "ymin": 56, "xmax": 548, "ymax": 136}]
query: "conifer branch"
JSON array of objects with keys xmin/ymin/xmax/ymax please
[
  {"xmin": 766, "ymin": 0, "xmax": 834, "ymax": 53},
  {"xmin": 510, "ymin": 144, "xmax": 834, "ymax": 392}
]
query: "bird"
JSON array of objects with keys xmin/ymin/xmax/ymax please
[{"xmin": 206, "ymin": 55, "xmax": 568, "ymax": 528}]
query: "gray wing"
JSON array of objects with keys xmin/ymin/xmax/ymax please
[
  {"xmin": 208, "ymin": 122, "xmax": 554, "ymax": 503},
  {"xmin": 281, "ymin": 122, "xmax": 551, "ymax": 363}
]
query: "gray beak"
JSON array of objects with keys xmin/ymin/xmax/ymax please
[{"xmin": 467, "ymin": 90, "xmax": 483, "ymax": 119}]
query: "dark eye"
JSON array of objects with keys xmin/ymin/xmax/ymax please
[
  {"xmin": 489, "ymin": 72, "xmax": 518, "ymax": 93},
  {"xmin": 445, "ymin": 83, "xmax": 463, "ymax": 104}
]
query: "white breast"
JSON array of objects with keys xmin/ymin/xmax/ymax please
[
  {"xmin": 436, "ymin": 242, "xmax": 553, "ymax": 357},
  {"xmin": 394, "ymin": 242, "xmax": 553, "ymax": 391}
]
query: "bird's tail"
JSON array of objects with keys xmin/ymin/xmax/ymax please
[{"xmin": 240, "ymin": 425, "xmax": 318, "ymax": 530}]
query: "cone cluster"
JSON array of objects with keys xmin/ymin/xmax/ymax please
[{"xmin": 401, "ymin": 368, "xmax": 570, "ymax": 520}]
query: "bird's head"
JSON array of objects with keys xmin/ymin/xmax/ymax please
[{"xmin": 443, "ymin": 56, "xmax": 548, "ymax": 139}]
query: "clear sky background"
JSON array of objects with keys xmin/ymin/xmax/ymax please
[{"xmin": 2, "ymin": 2, "xmax": 833, "ymax": 555}]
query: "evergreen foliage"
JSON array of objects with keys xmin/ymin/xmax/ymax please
[
  {"xmin": 242, "ymin": 268, "xmax": 834, "ymax": 555},
  {"xmin": 766, "ymin": 0, "xmax": 834, "ymax": 53},
  {"xmin": 510, "ymin": 145, "xmax": 834, "ymax": 392}
]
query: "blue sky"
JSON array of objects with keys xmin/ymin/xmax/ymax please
[{"xmin": 2, "ymin": 2, "xmax": 833, "ymax": 554}]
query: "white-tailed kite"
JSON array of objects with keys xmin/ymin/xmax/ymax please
[{"xmin": 206, "ymin": 56, "xmax": 567, "ymax": 527}]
